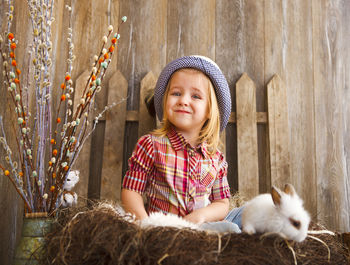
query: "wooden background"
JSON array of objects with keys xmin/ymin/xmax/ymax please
[{"xmin": 1, "ymin": 0, "xmax": 350, "ymax": 264}]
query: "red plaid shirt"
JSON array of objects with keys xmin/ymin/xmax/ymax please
[{"xmin": 122, "ymin": 127, "xmax": 231, "ymax": 216}]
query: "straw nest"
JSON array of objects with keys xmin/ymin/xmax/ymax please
[{"xmin": 44, "ymin": 202, "xmax": 350, "ymax": 265}]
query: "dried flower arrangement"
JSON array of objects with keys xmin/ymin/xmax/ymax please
[{"xmin": 0, "ymin": 0, "xmax": 127, "ymax": 215}]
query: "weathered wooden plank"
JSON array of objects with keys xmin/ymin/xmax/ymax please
[
  {"xmin": 118, "ymin": 0, "xmax": 167, "ymax": 180},
  {"xmin": 236, "ymin": 73, "xmax": 259, "ymax": 199},
  {"xmin": 282, "ymin": 0, "xmax": 316, "ymax": 221},
  {"xmin": 215, "ymin": 0, "xmax": 265, "ymax": 109},
  {"xmin": 341, "ymin": 0, "xmax": 350, "ymax": 233},
  {"xmin": 216, "ymin": 0, "xmax": 265, "ymax": 192},
  {"xmin": 264, "ymin": 0, "xmax": 284, "ymax": 82},
  {"xmin": 71, "ymin": 0, "xmax": 109, "ymax": 201},
  {"xmin": 70, "ymin": 0, "xmax": 120, "ymax": 203},
  {"xmin": 215, "ymin": 0, "xmax": 238, "ymax": 191},
  {"xmin": 70, "ymin": 0, "xmax": 110, "ymax": 110},
  {"xmin": 263, "ymin": 0, "xmax": 284, "ymax": 194},
  {"xmin": 92, "ymin": 0, "xmax": 121, "ymax": 201},
  {"xmin": 167, "ymin": 0, "xmax": 215, "ymax": 61},
  {"xmin": 87, "ymin": 122, "xmax": 105, "ymax": 201},
  {"xmin": 267, "ymin": 75, "xmax": 291, "ymax": 187},
  {"xmin": 248, "ymin": 0, "xmax": 269, "ymax": 196},
  {"xmin": 118, "ymin": 0, "xmax": 167, "ymax": 110},
  {"xmin": 313, "ymin": 0, "xmax": 350, "ymax": 231},
  {"xmin": 216, "ymin": 0, "xmax": 242, "ymax": 87},
  {"xmin": 0, "ymin": 144, "xmax": 23, "ymax": 264},
  {"xmin": 0, "ymin": 176, "xmax": 23, "ymax": 265},
  {"xmin": 139, "ymin": 71, "xmax": 156, "ymax": 137},
  {"xmin": 100, "ymin": 70, "xmax": 127, "ymax": 202},
  {"xmin": 225, "ymin": 123, "xmax": 238, "ymax": 192},
  {"xmin": 72, "ymin": 70, "xmax": 92, "ymax": 205}
]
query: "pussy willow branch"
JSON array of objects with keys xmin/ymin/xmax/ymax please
[
  {"xmin": 0, "ymin": 163, "xmax": 31, "ymax": 210},
  {"xmin": 6, "ymin": 0, "xmax": 13, "ymax": 37},
  {"xmin": 9, "ymin": 113, "xmax": 23, "ymax": 171},
  {"xmin": 0, "ymin": 49, "xmax": 34, "ymax": 179},
  {"xmin": 2, "ymin": 0, "xmax": 127, "ymax": 214},
  {"xmin": 0, "ymin": 117, "xmax": 31, "ymax": 210}
]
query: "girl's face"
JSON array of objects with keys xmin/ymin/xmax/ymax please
[{"xmin": 165, "ymin": 69, "xmax": 210, "ymax": 138}]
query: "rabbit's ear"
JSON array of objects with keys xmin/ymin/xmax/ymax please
[
  {"xmin": 271, "ymin": 186, "xmax": 282, "ymax": 206},
  {"xmin": 284, "ymin": 183, "xmax": 296, "ymax": 196}
]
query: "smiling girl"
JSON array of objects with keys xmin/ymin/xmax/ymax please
[{"xmin": 121, "ymin": 55, "xmax": 242, "ymax": 231}]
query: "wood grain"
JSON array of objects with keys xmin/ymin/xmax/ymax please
[
  {"xmin": 69, "ymin": 0, "xmax": 113, "ymax": 203},
  {"xmin": 118, "ymin": 0, "xmax": 167, "ymax": 110},
  {"xmin": 101, "ymin": 70, "xmax": 127, "ymax": 201},
  {"xmin": 267, "ymin": 75, "xmax": 291, "ymax": 187},
  {"xmin": 282, "ymin": 0, "xmax": 317, "ymax": 220},
  {"xmin": 313, "ymin": 0, "xmax": 350, "ymax": 231},
  {"xmin": 72, "ymin": 70, "xmax": 92, "ymax": 205},
  {"xmin": 263, "ymin": 0, "xmax": 284, "ymax": 194},
  {"xmin": 236, "ymin": 73, "xmax": 259, "ymax": 199},
  {"xmin": 216, "ymin": 0, "xmax": 266, "ymax": 194},
  {"xmin": 117, "ymin": 0, "xmax": 167, "ymax": 181},
  {"xmin": 341, "ymin": 0, "xmax": 350, "ymax": 233},
  {"xmin": 167, "ymin": 0, "xmax": 215, "ymax": 61}
]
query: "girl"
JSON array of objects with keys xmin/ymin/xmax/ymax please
[{"xmin": 122, "ymin": 55, "xmax": 242, "ymax": 231}]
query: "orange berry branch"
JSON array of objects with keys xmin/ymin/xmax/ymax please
[{"xmin": 0, "ymin": 0, "xmax": 127, "ymax": 215}]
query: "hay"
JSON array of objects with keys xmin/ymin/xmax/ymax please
[{"xmin": 44, "ymin": 203, "xmax": 350, "ymax": 265}]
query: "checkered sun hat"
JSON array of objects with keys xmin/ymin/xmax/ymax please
[{"xmin": 154, "ymin": 55, "xmax": 231, "ymax": 131}]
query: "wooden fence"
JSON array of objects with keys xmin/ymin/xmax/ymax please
[
  {"xmin": 72, "ymin": 70, "xmax": 290, "ymax": 204},
  {"xmin": 1, "ymin": 1, "xmax": 350, "ymax": 264}
]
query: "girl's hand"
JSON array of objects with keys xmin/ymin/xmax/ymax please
[
  {"xmin": 183, "ymin": 211, "xmax": 206, "ymax": 224},
  {"xmin": 184, "ymin": 198, "xmax": 230, "ymax": 224}
]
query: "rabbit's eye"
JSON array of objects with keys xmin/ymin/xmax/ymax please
[
  {"xmin": 289, "ymin": 218, "xmax": 301, "ymax": 229},
  {"xmin": 67, "ymin": 178, "xmax": 71, "ymax": 181}
]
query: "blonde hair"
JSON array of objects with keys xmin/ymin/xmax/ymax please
[{"xmin": 153, "ymin": 68, "xmax": 221, "ymax": 154}]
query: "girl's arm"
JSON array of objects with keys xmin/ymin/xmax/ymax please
[
  {"xmin": 183, "ymin": 198, "xmax": 229, "ymax": 224},
  {"xmin": 121, "ymin": 189, "xmax": 148, "ymax": 220}
]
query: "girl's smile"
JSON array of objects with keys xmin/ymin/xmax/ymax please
[{"xmin": 174, "ymin": 109, "xmax": 191, "ymax": 114}]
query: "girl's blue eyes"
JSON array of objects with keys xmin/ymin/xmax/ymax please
[{"xmin": 170, "ymin": 92, "xmax": 202, "ymax": 99}]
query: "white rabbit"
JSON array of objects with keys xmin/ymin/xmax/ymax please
[
  {"xmin": 61, "ymin": 170, "xmax": 80, "ymax": 207},
  {"xmin": 242, "ymin": 183, "xmax": 310, "ymax": 242}
]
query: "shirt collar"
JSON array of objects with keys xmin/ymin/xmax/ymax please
[
  {"xmin": 167, "ymin": 126, "xmax": 209, "ymax": 159},
  {"xmin": 167, "ymin": 126, "xmax": 187, "ymax": 151}
]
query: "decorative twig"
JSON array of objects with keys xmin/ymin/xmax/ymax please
[{"xmin": 0, "ymin": 1, "xmax": 127, "ymax": 214}]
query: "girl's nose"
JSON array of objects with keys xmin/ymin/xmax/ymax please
[{"xmin": 178, "ymin": 95, "xmax": 189, "ymax": 106}]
